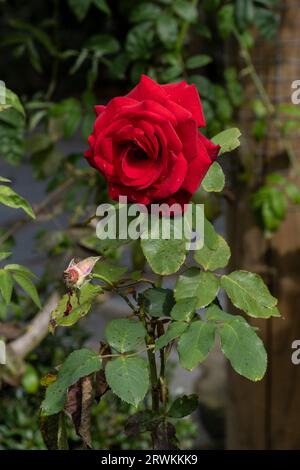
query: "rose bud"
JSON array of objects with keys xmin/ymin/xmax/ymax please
[{"xmin": 63, "ymin": 256, "xmax": 101, "ymax": 289}]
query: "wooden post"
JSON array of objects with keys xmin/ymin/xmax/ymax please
[{"xmin": 227, "ymin": 0, "xmax": 300, "ymax": 449}]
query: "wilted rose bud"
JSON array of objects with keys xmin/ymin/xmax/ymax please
[{"xmin": 63, "ymin": 256, "xmax": 101, "ymax": 289}]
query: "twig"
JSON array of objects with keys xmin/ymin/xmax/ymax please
[
  {"xmin": 9, "ymin": 292, "xmax": 59, "ymax": 359},
  {"xmin": 0, "ymin": 178, "xmax": 74, "ymax": 246}
]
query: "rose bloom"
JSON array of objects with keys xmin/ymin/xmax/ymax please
[{"xmin": 85, "ymin": 75, "xmax": 220, "ymax": 209}]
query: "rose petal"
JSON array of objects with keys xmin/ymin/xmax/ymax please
[
  {"xmin": 177, "ymin": 119, "xmax": 199, "ymax": 161},
  {"xmin": 149, "ymin": 152, "xmax": 188, "ymax": 199},
  {"xmin": 127, "ymin": 74, "xmax": 167, "ymax": 104},
  {"xmin": 198, "ymin": 132, "xmax": 220, "ymax": 160},
  {"xmin": 162, "ymin": 82, "xmax": 205, "ymax": 127},
  {"xmin": 181, "ymin": 152, "xmax": 212, "ymax": 194},
  {"xmin": 108, "ymin": 183, "xmax": 151, "ymax": 205}
]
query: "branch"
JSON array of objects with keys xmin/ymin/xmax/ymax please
[
  {"xmin": 9, "ymin": 292, "xmax": 59, "ymax": 359},
  {"xmin": 0, "ymin": 178, "xmax": 73, "ymax": 245}
]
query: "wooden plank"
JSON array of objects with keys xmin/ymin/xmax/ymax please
[{"xmin": 227, "ymin": 0, "xmax": 300, "ymax": 449}]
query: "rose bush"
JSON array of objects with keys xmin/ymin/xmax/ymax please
[{"xmin": 85, "ymin": 75, "xmax": 220, "ymax": 208}]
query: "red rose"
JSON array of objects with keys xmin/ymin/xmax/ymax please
[{"xmin": 85, "ymin": 75, "xmax": 220, "ymax": 208}]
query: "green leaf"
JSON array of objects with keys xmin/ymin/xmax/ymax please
[
  {"xmin": 41, "ymin": 349, "xmax": 101, "ymax": 415},
  {"xmin": 168, "ymin": 394, "xmax": 199, "ymax": 418},
  {"xmin": 0, "ymin": 177, "xmax": 11, "ymax": 183},
  {"xmin": 5, "ymin": 263, "xmax": 37, "ymax": 278},
  {"xmin": 190, "ymin": 75, "xmax": 214, "ymax": 100},
  {"xmin": 225, "ymin": 67, "xmax": 244, "ymax": 107},
  {"xmin": 49, "ymin": 98, "xmax": 81, "ymax": 139},
  {"xmin": 215, "ymin": 86, "xmax": 233, "ymax": 122},
  {"xmin": 69, "ymin": 48, "xmax": 89, "ymax": 75},
  {"xmin": 0, "ymin": 269, "xmax": 13, "ymax": 305},
  {"xmin": 0, "ymin": 104, "xmax": 11, "ymax": 113},
  {"xmin": 212, "ymin": 128, "xmax": 241, "ymax": 155},
  {"xmin": 279, "ymin": 103, "xmax": 300, "ymax": 117},
  {"xmin": 141, "ymin": 218, "xmax": 189, "ymax": 275},
  {"xmin": 105, "ymin": 356, "xmax": 149, "ymax": 406},
  {"xmin": 85, "ymin": 34, "xmax": 120, "ymax": 55},
  {"xmin": 170, "ymin": 297, "xmax": 197, "ymax": 322},
  {"xmin": 93, "ymin": 261, "xmax": 127, "ymax": 285},
  {"xmin": 194, "ymin": 233, "xmax": 231, "ymax": 271},
  {"xmin": 217, "ymin": 4, "xmax": 235, "ymax": 39},
  {"xmin": 156, "ymin": 14, "xmax": 178, "ymax": 47},
  {"xmin": 0, "ymin": 106, "xmax": 24, "ymax": 128},
  {"xmin": 12, "ymin": 272, "xmax": 41, "ymax": 308},
  {"xmin": 205, "ymin": 303, "xmax": 245, "ymax": 323},
  {"xmin": 139, "ymin": 287, "xmax": 175, "ymax": 317},
  {"xmin": 159, "ymin": 64, "xmax": 183, "ymax": 83},
  {"xmin": 50, "ymin": 283, "xmax": 102, "ymax": 330},
  {"xmin": 3, "ymin": 89, "xmax": 25, "ymax": 116},
  {"xmin": 125, "ymin": 410, "xmax": 161, "ymax": 436},
  {"xmin": 93, "ymin": 0, "xmax": 111, "ymax": 15},
  {"xmin": 82, "ymin": 110, "xmax": 95, "ymax": 140},
  {"xmin": 254, "ymin": 7, "xmax": 279, "ymax": 40},
  {"xmin": 0, "ymin": 123, "xmax": 24, "ymax": 165},
  {"xmin": 235, "ymin": 0, "xmax": 254, "ymax": 29},
  {"xmin": 202, "ymin": 162, "xmax": 225, "ymax": 192},
  {"xmin": 172, "ymin": 0, "xmax": 198, "ymax": 22},
  {"xmin": 126, "ymin": 23, "xmax": 155, "ymax": 60},
  {"xmin": 285, "ymin": 182, "xmax": 300, "ymax": 204},
  {"xmin": 22, "ymin": 364, "xmax": 39, "ymax": 394},
  {"xmin": 261, "ymin": 200, "xmax": 280, "ymax": 232},
  {"xmin": 178, "ymin": 320, "xmax": 216, "ymax": 370},
  {"xmin": 25, "ymin": 133, "xmax": 53, "ymax": 154},
  {"xmin": 108, "ymin": 53, "xmax": 129, "ymax": 80},
  {"xmin": 219, "ymin": 318, "xmax": 267, "ymax": 381},
  {"xmin": 130, "ymin": 3, "xmax": 162, "ymax": 22},
  {"xmin": 0, "ymin": 252, "xmax": 12, "ymax": 261},
  {"xmin": 186, "ymin": 54, "xmax": 212, "ymax": 69},
  {"xmin": 221, "ymin": 270, "xmax": 280, "ymax": 318},
  {"xmin": 40, "ymin": 412, "xmax": 69, "ymax": 450},
  {"xmin": 203, "ymin": 216, "xmax": 219, "ymax": 250},
  {"xmin": 175, "ymin": 268, "xmax": 219, "ymax": 308},
  {"xmin": 105, "ymin": 318, "xmax": 146, "ymax": 353},
  {"xmin": 8, "ymin": 19, "xmax": 59, "ymax": 57},
  {"xmin": 155, "ymin": 321, "xmax": 188, "ymax": 350},
  {"xmin": 0, "ymin": 185, "xmax": 35, "ymax": 218},
  {"xmin": 68, "ymin": 0, "xmax": 91, "ymax": 21}
]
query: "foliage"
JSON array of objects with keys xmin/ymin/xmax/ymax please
[
  {"xmin": 37, "ymin": 126, "xmax": 280, "ymax": 449},
  {"xmin": 0, "ymin": 0, "xmax": 288, "ymax": 451},
  {"xmin": 251, "ymin": 173, "xmax": 300, "ymax": 237}
]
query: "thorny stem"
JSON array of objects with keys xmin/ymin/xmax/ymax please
[
  {"xmin": 147, "ymin": 343, "xmax": 160, "ymax": 414},
  {"xmin": 159, "ymin": 348, "xmax": 168, "ymax": 411},
  {"xmin": 155, "ymin": 319, "xmax": 168, "ymax": 410},
  {"xmin": 140, "ymin": 310, "xmax": 160, "ymax": 414}
]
